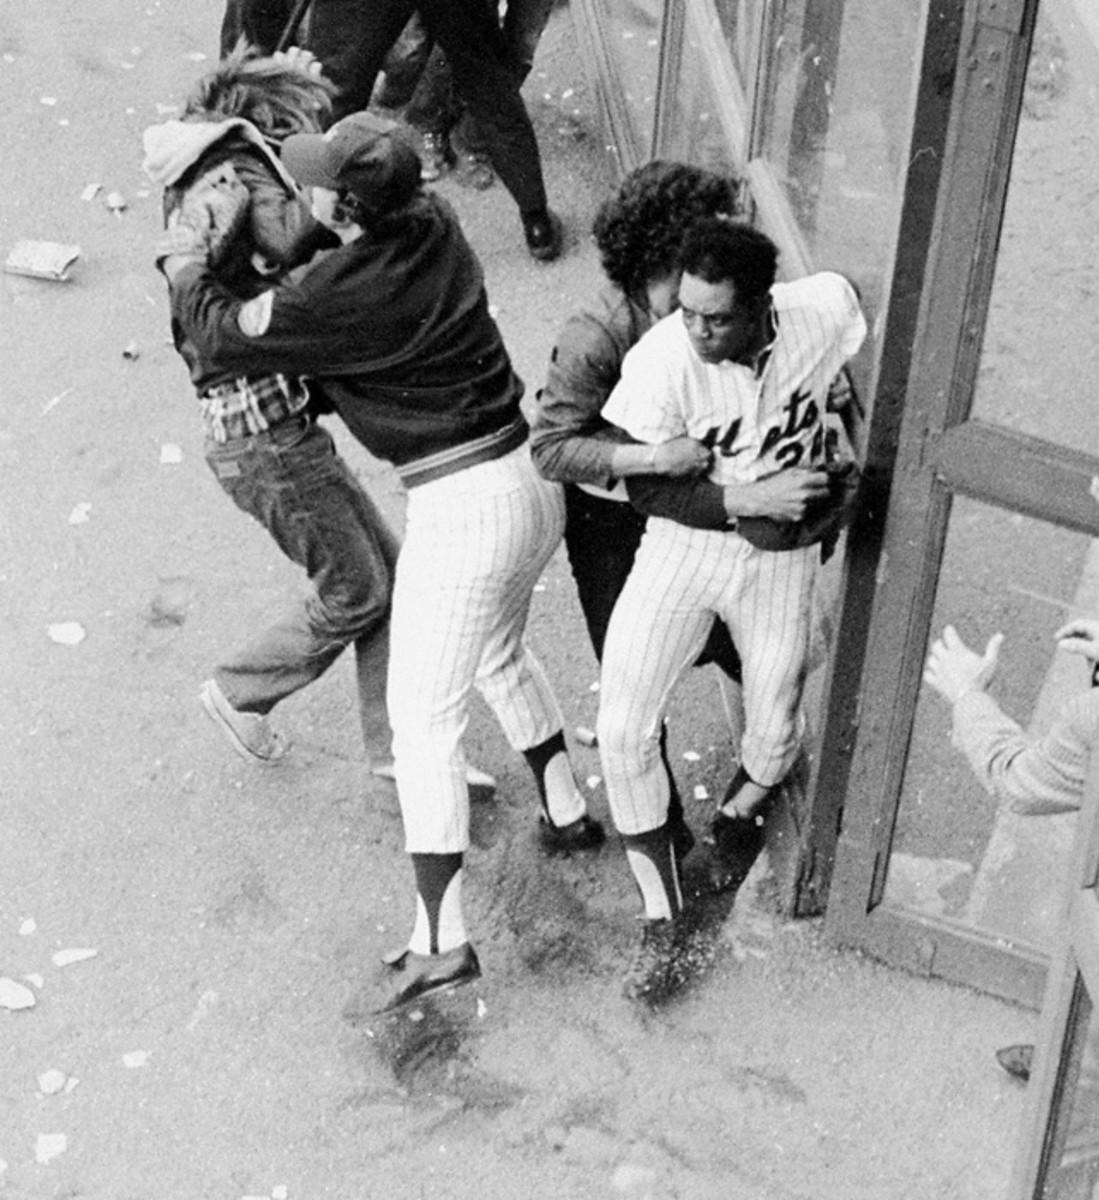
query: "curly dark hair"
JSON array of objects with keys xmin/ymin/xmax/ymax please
[
  {"xmin": 182, "ymin": 42, "xmax": 337, "ymax": 143},
  {"xmin": 680, "ymin": 218, "xmax": 778, "ymax": 302},
  {"xmin": 591, "ymin": 160, "xmax": 743, "ymax": 301}
]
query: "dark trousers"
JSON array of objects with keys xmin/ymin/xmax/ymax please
[
  {"xmin": 205, "ymin": 415, "xmax": 400, "ymax": 757},
  {"xmin": 306, "ymin": 0, "xmax": 549, "ymax": 215},
  {"xmin": 219, "ymin": 0, "xmax": 296, "ymax": 55}
]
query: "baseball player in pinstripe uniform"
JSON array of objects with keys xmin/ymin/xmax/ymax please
[
  {"xmin": 597, "ymin": 218, "xmax": 866, "ymax": 1000},
  {"xmin": 159, "ymin": 112, "xmax": 603, "ymax": 1013}
]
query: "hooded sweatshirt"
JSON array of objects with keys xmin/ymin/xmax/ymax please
[{"xmin": 143, "ymin": 118, "xmax": 334, "ymax": 298}]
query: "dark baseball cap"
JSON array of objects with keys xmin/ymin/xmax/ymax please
[{"xmin": 281, "ymin": 111, "xmax": 422, "ymax": 216}]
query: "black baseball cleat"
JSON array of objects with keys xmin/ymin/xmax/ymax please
[
  {"xmin": 995, "ymin": 1043, "xmax": 1034, "ymax": 1083},
  {"xmin": 704, "ymin": 809, "xmax": 766, "ymax": 894},
  {"xmin": 522, "ymin": 208, "xmax": 563, "ymax": 261},
  {"xmin": 623, "ymin": 918, "xmax": 688, "ymax": 1005},
  {"xmin": 537, "ymin": 812, "xmax": 606, "ymax": 856},
  {"xmin": 376, "ymin": 942, "xmax": 481, "ymax": 1014}
]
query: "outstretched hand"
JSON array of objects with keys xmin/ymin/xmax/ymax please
[
  {"xmin": 924, "ymin": 624, "xmax": 1004, "ymax": 704},
  {"xmin": 1054, "ymin": 617, "xmax": 1099, "ymax": 663}
]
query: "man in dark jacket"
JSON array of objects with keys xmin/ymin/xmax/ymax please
[{"xmin": 160, "ymin": 112, "xmax": 601, "ymax": 1012}]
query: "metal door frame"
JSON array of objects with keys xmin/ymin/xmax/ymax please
[
  {"xmin": 1012, "ymin": 750, "xmax": 1099, "ymax": 1196},
  {"xmin": 814, "ymin": 0, "xmax": 1099, "ymax": 1007}
]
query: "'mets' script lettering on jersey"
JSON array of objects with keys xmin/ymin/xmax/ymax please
[{"xmin": 700, "ymin": 386, "xmax": 823, "ymax": 468}]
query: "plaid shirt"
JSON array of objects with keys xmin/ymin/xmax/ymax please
[{"xmin": 199, "ymin": 373, "xmax": 311, "ymax": 443}]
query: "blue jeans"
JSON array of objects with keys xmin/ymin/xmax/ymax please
[{"xmin": 205, "ymin": 414, "xmax": 400, "ymax": 757}]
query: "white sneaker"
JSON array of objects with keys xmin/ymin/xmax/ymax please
[
  {"xmin": 369, "ymin": 759, "xmax": 496, "ymax": 790},
  {"xmin": 199, "ymin": 679, "xmax": 288, "ymax": 764}
]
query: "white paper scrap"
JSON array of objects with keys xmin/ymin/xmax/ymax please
[
  {"xmin": 52, "ymin": 948, "xmax": 97, "ymax": 967},
  {"xmin": 0, "ymin": 977, "xmax": 36, "ymax": 1010},
  {"xmin": 693, "ymin": 785, "xmax": 710, "ymax": 801},
  {"xmin": 80, "ymin": 183, "xmax": 101, "ymax": 202},
  {"xmin": 35, "ymin": 1133, "xmax": 67, "ymax": 1164},
  {"xmin": 68, "ymin": 502, "xmax": 92, "ymax": 525},
  {"xmin": 585, "ymin": 774, "xmax": 602, "ymax": 790},
  {"xmin": 47, "ymin": 622, "xmax": 85, "ymax": 646},
  {"xmin": 683, "ymin": 750, "xmax": 701, "ymax": 762},
  {"xmin": 25, "ymin": 973, "xmax": 44, "ymax": 989},
  {"xmin": 160, "ymin": 443, "xmax": 183, "ymax": 464},
  {"xmin": 38, "ymin": 1069, "xmax": 67, "ymax": 1095},
  {"xmin": 122, "ymin": 1050, "xmax": 149, "ymax": 1069},
  {"xmin": 19, "ymin": 917, "xmax": 37, "ymax": 935}
]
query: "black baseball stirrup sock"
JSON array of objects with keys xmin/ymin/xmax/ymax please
[
  {"xmin": 621, "ymin": 823, "xmax": 683, "ymax": 919},
  {"xmin": 522, "ymin": 729, "xmax": 568, "ymax": 816},
  {"xmin": 410, "ymin": 852, "xmax": 463, "ymax": 955},
  {"xmin": 658, "ymin": 721, "xmax": 684, "ymax": 829}
]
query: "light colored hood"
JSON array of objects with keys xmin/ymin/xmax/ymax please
[{"xmin": 141, "ymin": 117, "xmax": 297, "ymax": 192}]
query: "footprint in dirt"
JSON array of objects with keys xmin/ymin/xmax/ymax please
[{"xmin": 343, "ymin": 985, "xmax": 526, "ymax": 1111}]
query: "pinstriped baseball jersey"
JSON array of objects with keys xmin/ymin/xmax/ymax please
[{"xmin": 602, "ymin": 272, "xmax": 866, "ymax": 484}]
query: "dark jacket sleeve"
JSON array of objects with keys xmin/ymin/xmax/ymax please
[
  {"xmin": 625, "ymin": 472, "xmax": 730, "ymax": 530},
  {"xmin": 168, "ymin": 261, "xmax": 334, "ymax": 382}
]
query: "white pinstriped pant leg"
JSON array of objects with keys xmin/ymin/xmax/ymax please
[
  {"xmin": 719, "ymin": 541, "xmax": 816, "ymax": 786},
  {"xmin": 472, "ymin": 460, "xmax": 568, "ymax": 748},
  {"xmin": 387, "ymin": 446, "xmax": 567, "ymax": 854},
  {"xmin": 596, "ymin": 522, "xmax": 719, "ymax": 836}
]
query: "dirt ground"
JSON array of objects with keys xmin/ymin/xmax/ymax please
[{"xmin": 0, "ymin": 3, "xmax": 1052, "ymax": 1198}]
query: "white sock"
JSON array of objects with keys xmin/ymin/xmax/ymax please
[
  {"xmin": 541, "ymin": 751, "xmax": 585, "ymax": 826},
  {"xmin": 408, "ymin": 872, "xmax": 467, "ymax": 955}
]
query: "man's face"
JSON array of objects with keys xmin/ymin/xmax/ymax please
[{"xmin": 679, "ymin": 272, "xmax": 765, "ymax": 365}]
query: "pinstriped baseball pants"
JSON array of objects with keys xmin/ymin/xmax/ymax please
[
  {"xmin": 597, "ymin": 519, "xmax": 816, "ymax": 836},
  {"xmin": 387, "ymin": 444, "xmax": 567, "ymax": 853}
]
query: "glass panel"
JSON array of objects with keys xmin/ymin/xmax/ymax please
[
  {"xmin": 754, "ymin": 0, "xmax": 928, "ymax": 319},
  {"xmin": 883, "ymin": 495, "xmax": 1096, "ymax": 952},
  {"xmin": 713, "ymin": 0, "xmax": 764, "ymax": 83},
  {"xmin": 656, "ymin": 7, "xmax": 744, "ymax": 176},
  {"xmin": 972, "ymin": 6, "xmax": 1099, "ymax": 455},
  {"xmin": 1042, "ymin": 976, "xmax": 1099, "ymax": 1199},
  {"xmin": 592, "ymin": 0, "xmax": 664, "ymax": 156}
]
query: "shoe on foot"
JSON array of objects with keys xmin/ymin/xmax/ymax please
[
  {"xmin": 199, "ymin": 679, "xmax": 287, "ymax": 764},
  {"xmin": 377, "ymin": 942, "xmax": 481, "ymax": 1013},
  {"xmin": 995, "ymin": 1043, "xmax": 1034, "ymax": 1083},
  {"xmin": 537, "ymin": 812, "xmax": 605, "ymax": 856},
  {"xmin": 522, "ymin": 208, "xmax": 563, "ymax": 261},
  {"xmin": 369, "ymin": 760, "xmax": 497, "ymax": 790},
  {"xmin": 622, "ymin": 918, "xmax": 691, "ymax": 1004},
  {"xmin": 420, "ymin": 131, "xmax": 453, "ymax": 183},
  {"xmin": 704, "ymin": 808, "xmax": 766, "ymax": 894},
  {"xmin": 454, "ymin": 149, "xmax": 496, "ymax": 190}
]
